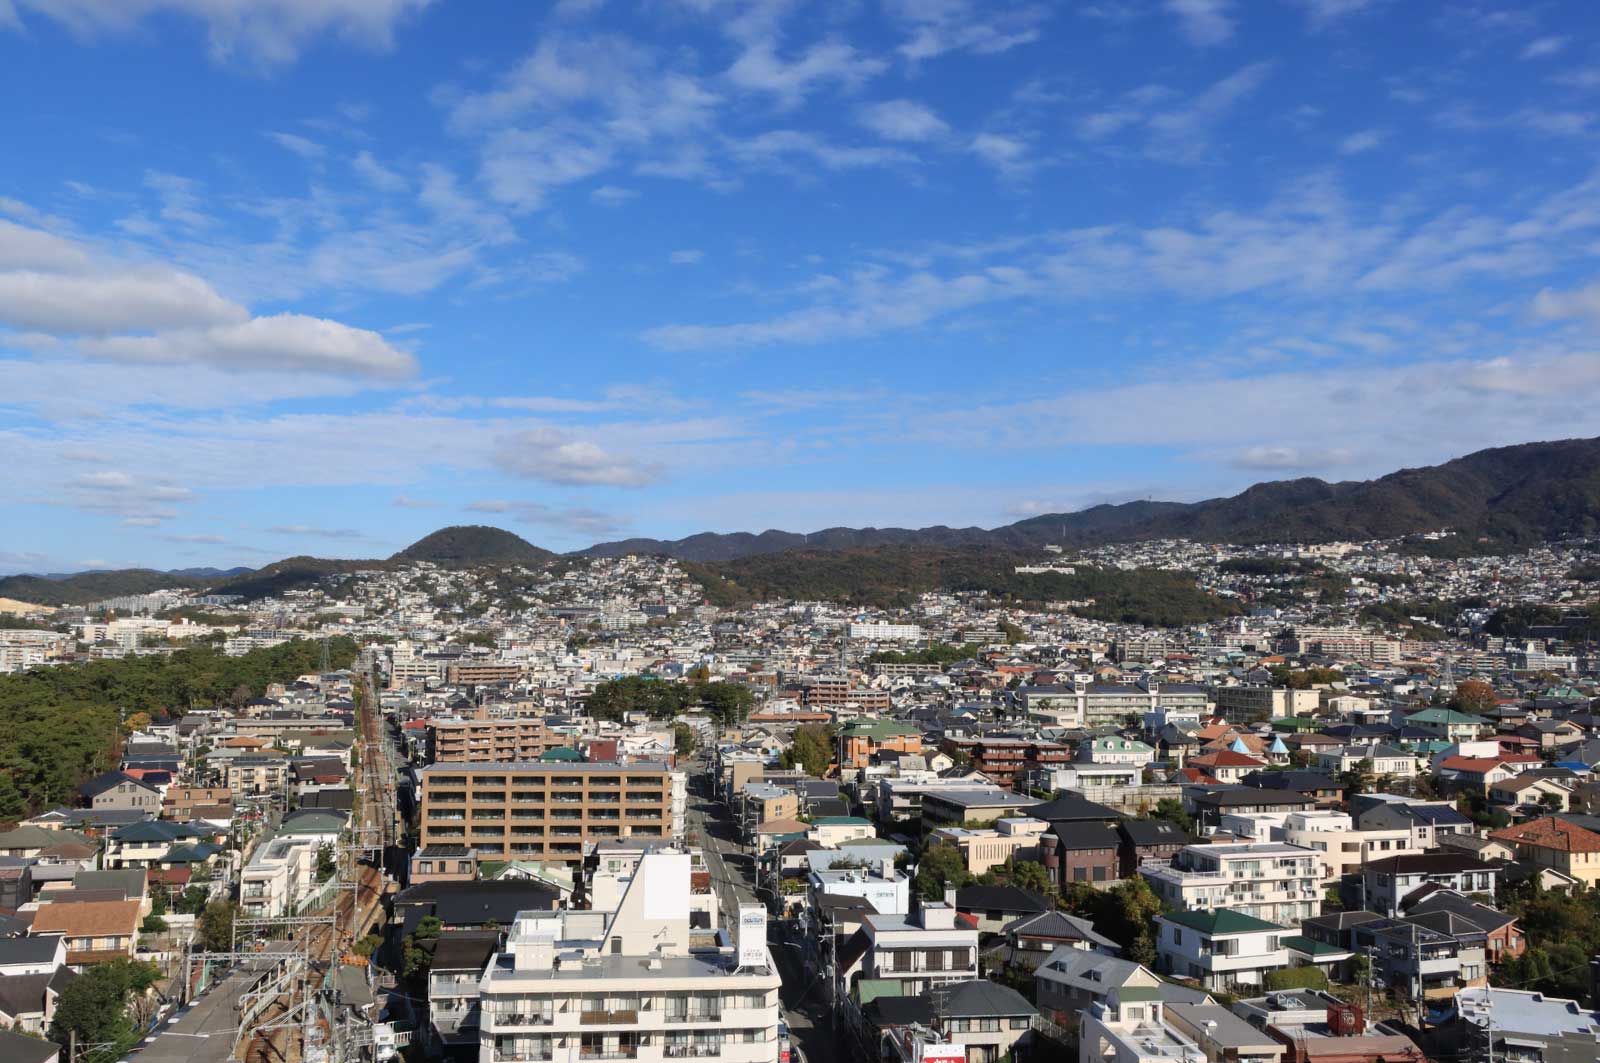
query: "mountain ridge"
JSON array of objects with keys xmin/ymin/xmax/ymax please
[{"xmin": 6, "ymin": 438, "xmax": 1600, "ymax": 604}]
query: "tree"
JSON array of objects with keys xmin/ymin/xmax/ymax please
[
  {"xmin": 197, "ymin": 900, "xmax": 237, "ymax": 952},
  {"xmin": 782, "ymin": 725, "xmax": 834, "ymax": 778},
  {"xmin": 403, "ymin": 915, "xmax": 443, "ymax": 981},
  {"xmin": 352, "ymin": 934, "xmax": 382, "ymax": 958},
  {"xmin": 914, "ymin": 843, "xmax": 971, "ymax": 902},
  {"xmin": 141, "ymin": 914, "xmax": 169, "ymax": 934},
  {"xmin": 1003, "ymin": 856, "xmax": 1053, "ymax": 897},
  {"xmin": 124, "ymin": 711, "xmax": 152, "ymax": 731},
  {"xmin": 48, "ymin": 958, "xmax": 158, "ymax": 1056},
  {"xmin": 1151, "ymin": 798, "xmax": 1193, "ymax": 833},
  {"xmin": 315, "ymin": 844, "xmax": 337, "ymax": 883},
  {"xmin": 147, "ymin": 884, "xmax": 168, "ymax": 917},
  {"xmin": 673, "ymin": 723, "xmax": 698, "ymax": 757},
  {"xmin": 1450, "ymin": 679, "xmax": 1497, "ymax": 715},
  {"xmin": 175, "ymin": 884, "xmax": 209, "ymax": 915}
]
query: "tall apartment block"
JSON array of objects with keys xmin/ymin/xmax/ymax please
[
  {"xmin": 479, "ymin": 851, "xmax": 783, "ymax": 1063},
  {"xmin": 419, "ymin": 762, "xmax": 688, "ymax": 864},
  {"xmin": 428, "ymin": 718, "xmax": 568, "ymax": 763}
]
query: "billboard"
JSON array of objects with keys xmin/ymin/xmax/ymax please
[
  {"xmin": 737, "ymin": 904, "xmax": 767, "ymax": 967},
  {"xmin": 918, "ymin": 1046, "xmax": 965, "ymax": 1063}
]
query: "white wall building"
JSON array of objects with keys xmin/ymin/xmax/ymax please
[{"xmin": 477, "ymin": 852, "xmax": 784, "ymax": 1063}]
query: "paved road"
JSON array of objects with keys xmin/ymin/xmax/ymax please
[
  {"xmin": 131, "ymin": 960, "xmax": 274, "ymax": 1063},
  {"xmin": 683, "ymin": 763, "xmax": 853, "ymax": 1063}
]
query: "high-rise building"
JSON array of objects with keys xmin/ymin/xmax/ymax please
[
  {"xmin": 478, "ymin": 851, "xmax": 784, "ymax": 1063},
  {"xmin": 419, "ymin": 762, "xmax": 687, "ymax": 865}
]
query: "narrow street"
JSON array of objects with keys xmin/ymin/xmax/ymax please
[{"xmin": 683, "ymin": 760, "xmax": 858, "ymax": 1063}]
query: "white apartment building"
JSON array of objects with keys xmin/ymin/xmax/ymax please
[
  {"xmin": 477, "ymin": 852, "xmax": 784, "ymax": 1063},
  {"xmin": 1078, "ymin": 998, "xmax": 1205, "ymax": 1063},
  {"xmin": 1140, "ymin": 843, "xmax": 1322, "ymax": 925},
  {"xmin": 1280, "ymin": 812, "xmax": 1422, "ymax": 883},
  {"xmin": 847, "ymin": 622, "xmax": 926, "ymax": 642},
  {"xmin": 844, "ymin": 903, "xmax": 980, "ymax": 1000},
  {"xmin": 240, "ymin": 835, "xmax": 323, "ymax": 918},
  {"xmin": 587, "ymin": 840, "xmax": 720, "ymax": 930},
  {"xmin": 1211, "ymin": 686, "xmax": 1320, "ymax": 723}
]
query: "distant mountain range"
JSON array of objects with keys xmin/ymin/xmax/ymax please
[
  {"xmin": 585, "ymin": 437, "xmax": 1600, "ymax": 559},
  {"xmin": 5, "ymin": 438, "xmax": 1600, "ymax": 605}
]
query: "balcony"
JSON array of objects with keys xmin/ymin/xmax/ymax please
[
  {"xmin": 665, "ymin": 1012, "xmax": 720, "ymax": 1024},
  {"xmin": 579, "ymin": 1051, "xmax": 638, "ymax": 1061},
  {"xmin": 664, "ymin": 1047, "xmax": 721, "ymax": 1059},
  {"xmin": 580, "ymin": 1011, "xmax": 639, "ymax": 1025}
]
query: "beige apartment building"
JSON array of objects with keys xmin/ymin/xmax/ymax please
[
  {"xmin": 419, "ymin": 762, "xmax": 686, "ymax": 865},
  {"xmin": 428, "ymin": 718, "xmax": 567, "ymax": 763}
]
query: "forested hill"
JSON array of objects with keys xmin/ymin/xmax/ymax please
[
  {"xmin": 391, "ymin": 525, "xmax": 554, "ymax": 565},
  {"xmin": 683, "ymin": 547, "xmax": 1243, "ymax": 626},
  {"xmin": 0, "ymin": 636, "xmax": 357, "ymax": 819},
  {"xmin": 587, "ymin": 437, "xmax": 1600, "ymax": 560}
]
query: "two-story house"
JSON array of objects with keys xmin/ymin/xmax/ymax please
[
  {"xmin": 1154, "ymin": 910, "xmax": 1290, "ymax": 990},
  {"xmin": 1360, "ymin": 853, "xmax": 1501, "ymax": 917},
  {"xmin": 1141, "ymin": 842, "xmax": 1321, "ymax": 924}
]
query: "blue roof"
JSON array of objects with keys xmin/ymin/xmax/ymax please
[{"xmin": 1408, "ymin": 805, "xmax": 1472, "ymax": 826}]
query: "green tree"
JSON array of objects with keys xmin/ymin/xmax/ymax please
[
  {"xmin": 1150, "ymin": 798, "xmax": 1193, "ymax": 833},
  {"xmin": 782, "ymin": 724, "xmax": 834, "ymax": 778},
  {"xmin": 315, "ymin": 843, "xmax": 337, "ymax": 883},
  {"xmin": 175, "ymin": 884, "xmax": 209, "ymax": 915},
  {"xmin": 673, "ymin": 723, "xmax": 698, "ymax": 757},
  {"xmin": 403, "ymin": 915, "xmax": 444, "ymax": 981},
  {"xmin": 197, "ymin": 900, "xmax": 237, "ymax": 952},
  {"xmin": 914, "ymin": 842, "xmax": 972, "ymax": 902},
  {"xmin": 1002, "ymin": 856, "xmax": 1053, "ymax": 897},
  {"xmin": 48, "ymin": 958, "xmax": 158, "ymax": 1056}
]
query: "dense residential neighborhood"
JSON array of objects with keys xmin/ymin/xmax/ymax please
[{"xmin": 5, "ymin": 528, "xmax": 1600, "ymax": 1063}]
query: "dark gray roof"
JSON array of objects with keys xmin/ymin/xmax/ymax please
[
  {"xmin": 428, "ymin": 931, "xmax": 501, "ymax": 972},
  {"xmin": 0, "ymin": 1028, "xmax": 59, "ymax": 1063},
  {"xmin": 0, "ymin": 935, "xmax": 64, "ymax": 966},
  {"xmin": 955, "ymin": 885, "xmax": 1049, "ymax": 915},
  {"xmin": 941, "ymin": 979, "xmax": 1036, "ymax": 1018}
]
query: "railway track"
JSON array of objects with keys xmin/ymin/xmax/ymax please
[{"xmin": 234, "ymin": 668, "xmax": 395, "ymax": 1062}]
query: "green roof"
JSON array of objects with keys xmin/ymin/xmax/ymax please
[
  {"xmin": 1282, "ymin": 935, "xmax": 1349, "ymax": 958},
  {"xmin": 1406, "ymin": 708, "xmax": 1484, "ymax": 725},
  {"xmin": 841, "ymin": 720, "xmax": 920, "ymax": 739},
  {"xmin": 1270, "ymin": 717, "xmax": 1321, "ymax": 732},
  {"xmin": 813, "ymin": 816, "xmax": 873, "ymax": 825},
  {"xmin": 1115, "ymin": 987, "xmax": 1164, "ymax": 1002},
  {"xmin": 539, "ymin": 746, "xmax": 585, "ymax": 761},
  {"xmin": 1161, "ymin": 909, "xmax": 1288, "ymax": 936}
]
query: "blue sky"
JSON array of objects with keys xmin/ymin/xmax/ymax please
[{"xmin": 3, "ymin": 0, "xmax": 1600, "ymax": 573}]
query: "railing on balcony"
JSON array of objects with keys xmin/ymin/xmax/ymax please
[
  {"xmin": 664, "ymin": 1012, "xmax": 721, "ymax": 1024},
  {"xmin": 580, "ymin": 1011, "xmax": 639, "ymax": 1025},
  {"xmin": 578, "ymin": 1050, "xmax": 638, "ymax": 1060},
  {"xmin": 664, "ymin": 1047, "xmax": 722, "ymax": 1058}
]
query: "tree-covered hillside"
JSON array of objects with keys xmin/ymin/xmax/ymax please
[
  {"xmin": 684, "ymin": 547, "xmax": 1242, "ymax": 626},
  {"xmin": 0, "ymin": 637, "xmax": 357, "ymax": 818}
]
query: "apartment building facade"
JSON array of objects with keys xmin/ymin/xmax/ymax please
[
  {"xmin": 477, "ymin": 852, "xmax": 783, "ymax": 1063},
  {"xmin": 419, "ymin": 762, "xmax": 687, "ymax": 865},
  {"xmin": 1140, "ymin": 842, "xmax": 1321, "ymax": 924},
  {"xmin": 429, "ymin": 718, "xmax": 568, "ymax": 764}
]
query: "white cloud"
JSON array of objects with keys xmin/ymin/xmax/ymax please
[
  {"xmin": 1146, "ymin": 61, "xmax": 1272, "ymax": 162},
  {"xmin": 492, "ymin": 427, "xmax": 663, "ymax": 487},
  {"xmin": 268, "ymin": 523, "xmax": 365, "ymax": 539},
  {"xmin": 669, "ymin": 249, "xmax": 704, "ymax": 266},
  {"xmin": 1338, "ymin": 128, "xmax": 1386, "ymax": 155},
  {"xmin": 728, "ymin": 130, "xmax": 914, "ymax": 172},
  {"xmin": 393, "ymin": 494, "xmax": 442, "ymax": 508},
  {"xmin": 886, "ymin": 0, "xmax": 1051, "ymax": 62},
  {"xmin": 0, "ymin": 219, "xmax": 91, "ymax": 272},
  {"xmin": 857, "ymin": 99, "xmax": 949, "ymax": 142},
  {"xmin": 265, "ymin": 130, "xmax": 325, "ymax": 159},
  {"xmin": 590, "ymin": 185, "xmax": 638, "ymax": 206},
  {"xmin": 465, "ymin": 500, "xmax": 623, "ymax": 537},
  {"xmin": 1231, "ymin": 445, "xmax": 1354, "ymax": 470},
  {"xmin": 1531, "ymin": 281, "xmax": 1600, "ymax": 326},
  {"xmin": 725, "ymin": 40, "xmax": 886, "ymax": 107},
  {"xmin": 76, "ymin": 313, "xmax": 418, "ymax": 378},
  {"xmin": 970, "ymin": 133, "xmax": 1029, "ymax": 173},
  {"xmin": 1521, "ymin": 36, "xmax": 1568, "ymax": 60},
  {"xmin": 1289, "ymin": 0, "xmax": 1384, "ymax": 26},
  {"xmin": 351, "ymin": 150, "xmax": 406, "ymax": 192},
  {"xmin": 1166, "ymin": 0, "xmax": 1234, "ymax": 47},
  {"xmin": 3, "ymin": 0, "xmax": 434, "ymax": 68},
  {"xmin": 0, "ymin": 266, "xmax": 246, "ymax": 333}
]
